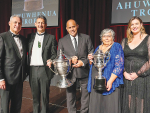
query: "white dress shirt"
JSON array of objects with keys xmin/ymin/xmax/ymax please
[
  {"xmin": 10, "ymin": 30, "xmax": 23, "ymax": 57},
  {"xmin": 70, "ymin": 34, "xmax": 78, "ymax": 50},
  {"xmin": 30, "ymin": 32, "xmax": 45, "ymax": 66},
  {"xmin": 70, "ymin": 34, "xmax": 84, "ymax": 66}
]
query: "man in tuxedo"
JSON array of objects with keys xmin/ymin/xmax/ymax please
[
  {"xmin": 27, "ymin": 15, "xmax": 57, "ymax": 113},
  {"xmin": 0, "ymin": 15, "xmax": 27, "ymax": 113},
  {"xmin": 57, "ymin": 19, "xmax": 94, "ymax": 113}
]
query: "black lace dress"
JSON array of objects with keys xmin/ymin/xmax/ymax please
[{"xmin": 121, "ymin": 35, "xmax": 150, "ymax": 113}]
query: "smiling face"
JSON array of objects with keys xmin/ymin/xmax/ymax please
[
  {"xmin": 102, "ymin": 32, "xmax": 113, "ymax": 46},
  {"xmin": 9, "ymin": 17, "xmax": 22, "ymax": 34},
  {"xmin": 130, "ymin": 19, "xmax": 142, "ymax": 35},
  {"xmin": 35, "ymin": 18, "xmax": 47, "ymax": 34},
  {"xmin": 66, "ymin": 20, "xmax": 79, "ymax": 37}
]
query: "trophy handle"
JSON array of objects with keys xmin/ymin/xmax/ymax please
[
  {"xmin": 90, "ymin": 59, "xmax": 96, "ymax": 66},
  {"xmin": 66, "ymin": 56, "xmax": 77, "ymax": 74},
  {"xmin": 89, "ymin": 53, "xmax": 94, "ymax": 65},
  {"xmin": 104, "ymin": 52, "xmax": 111, "ymax": 66},
  {"xmin": 66, "ymin": 59, "xmax": 72, "ymax": 74},
  {"xmin": 49, "ymin": 67, "xmax": 58, "ymax": 75},
  {"xmin": 48, "ymin": 60, "xmax": 59, "ymax": 75},
  {"xmin": 90, "ymin": 59, "xmax": 93, "ymax": 63}
]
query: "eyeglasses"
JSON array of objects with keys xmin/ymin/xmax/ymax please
[{"xmin": 102, "ymin": 35, "xmax": 112, "ymax": 38}]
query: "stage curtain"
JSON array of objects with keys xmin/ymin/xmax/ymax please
[{"xmin": 1, "ymin": 0, "xmax": 150, "ymax": 48}]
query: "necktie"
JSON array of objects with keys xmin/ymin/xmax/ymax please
[{"xmin": 74, "ymin": 37, "xmax": 78, "ymax": 52}]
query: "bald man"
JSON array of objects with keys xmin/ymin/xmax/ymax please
[{"xmin": 57, "ymin": 19, "xmax": 94, "ymax": 113}]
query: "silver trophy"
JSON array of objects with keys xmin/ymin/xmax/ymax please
[
  {"xmin": 50, "ymin": 49, "xmax": 73, "ymax": 88},
  {"xmin": 92, "ymin": 49, "xmax": 110, "ymax": 91}
]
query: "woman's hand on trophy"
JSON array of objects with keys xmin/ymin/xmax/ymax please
[
  {"xmin": 72, "ymin": 56, "xmax": 78, "ymax": 64},
  {"xmin": 88, "ymin": 53, "xmax": 93, "ymax": 65},
  {"xmin": 47, "ymin": 59, "xmax": 52, "ymax": 68}
]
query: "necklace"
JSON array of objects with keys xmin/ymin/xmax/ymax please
[{"xmin": 38, "ymin": 36, "xmax": 43, "ymax": 48}]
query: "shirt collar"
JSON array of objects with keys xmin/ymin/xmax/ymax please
[
  {"xmin": 10, "ymin": 30, "xmax": 19, "ymax": 35},
  {"xmin": 37, "ymin": 32, "xmax": 45, "ymax": 35},
  {"xmin": 70, "ymin": 34, "xmax": 78, "ymax": 40}
]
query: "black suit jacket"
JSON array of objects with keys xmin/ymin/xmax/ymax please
[
  {"xmin": 57, "ymin": 33, "xmax": 94, "ymax": 79},
  {"xmin": 27, "ymin": 32, "xmax": 57, "ymax": 80},
  {"xmin": 0, "ymin": 31, "xmax": 27, "ymax": 85}
]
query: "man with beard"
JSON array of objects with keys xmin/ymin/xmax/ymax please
[{"xmin": 27, "ymin": 15, "xmax": 57, "ymax": 113}]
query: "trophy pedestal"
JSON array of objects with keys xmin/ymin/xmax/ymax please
[
  {"xmin": 57, "ymin": 76, "xmax": 73, "ymax": 88},
  {"xmin": 93, "ymin": 78, "xmax": 106, "ymax": 91}
]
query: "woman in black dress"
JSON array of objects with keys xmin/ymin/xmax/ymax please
[{"xmin": 121, "ymin": 16, "xmax": 150, "ymax": 113}]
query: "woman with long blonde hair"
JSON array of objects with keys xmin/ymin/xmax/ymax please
[{"xmin": 121, "ymin": 16, "xmax": 150, "ymax": 113}]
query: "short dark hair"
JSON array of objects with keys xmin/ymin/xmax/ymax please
[{"xmin": 36, "ymin": 15, "xmax": 47, "ymax": 24}]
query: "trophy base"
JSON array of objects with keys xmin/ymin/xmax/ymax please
[
  {"xmin": 57, "ymin": 79, "xmax": 73, "ymax": 88},
  {"xmin": 93, "ymin": 78, "xmax": 106, "ymax": 91}
]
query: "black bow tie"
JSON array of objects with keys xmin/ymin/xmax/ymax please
[
  {"xmin": 12, "ymin": 34, "xmax": 19, "ymax": 38},
  {"xmin": 37, "ymin": 32, "xmax": 45, "ymax": 36}
]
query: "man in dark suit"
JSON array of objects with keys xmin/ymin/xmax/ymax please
[
  {"xmin": 27, "ymin": 15, "xmax": 57, "ymax": 113},
  {"xmin": 0, "ymin": 15, "xmax": 27, "ymax": 113},
  {"xmin": 57, "ymin": 19, "xmax": 94, "ymax": 113}
]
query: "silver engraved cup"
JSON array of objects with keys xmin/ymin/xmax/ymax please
[
  {"xmin": 50, "ymin": 49, "xmax": 73, "ymax": 88},
  {"xmin": 92, "ymin": 49, "xmax": 110, "ymax": 91}
]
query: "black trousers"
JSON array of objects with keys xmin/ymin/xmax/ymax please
[
  {"xmin": 29, "ymin": 66, "xmax": 51, "ymax": 113},
  {"xmin": 0, "ymin": 81, "xmax": 23, "ymax": 113},
  {"xmin": 66, "ymin": 77, "xmax": 89, "ymax": 113}
]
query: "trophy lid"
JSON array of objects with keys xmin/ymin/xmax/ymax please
[
  {"xmin": 53, "ymin": 49, "xmax": 68, "ymax": 62},
  {"xmin": 93, "ymin": 49, "xmax": 104, "ymax": 57}
]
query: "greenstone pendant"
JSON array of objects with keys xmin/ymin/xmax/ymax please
[{"xmin": 38, "ymin": 41, "xmax": 41, "ymax": 48}]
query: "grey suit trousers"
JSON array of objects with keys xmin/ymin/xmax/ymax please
[
  {"xmin": 29, "ymin": 66, "xmax": 50, "ymax": 113},
  {"xmin": 67, "ymin": 77, "xmax": 89, "ymax": 113}
]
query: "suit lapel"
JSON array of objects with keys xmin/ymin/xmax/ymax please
[
  {"xmin": 20, "ymin": 36, "xmax": 25, "ymax": 59},
  {"xmin": 29, "ymin": 33, "xmax": 36, "ymax": 57},
  {"xmin": 66, "ymin": 35, "xmax": 76, "ymax": 53},
  {"xmin": 42, "ymin": 33, "xmax": 49, "ymax": 54},
  {"xmin": 77, "ymin": 33, "xmax": 83, "ymax": 55},
  {"xmin": 8, "ymin": 31, "xmax": 22, "ymax": 59}
]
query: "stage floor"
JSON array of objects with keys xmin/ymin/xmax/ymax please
[{"xmin": 21, "ymin": 81, "xmax": 81, "ymax": 113}]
